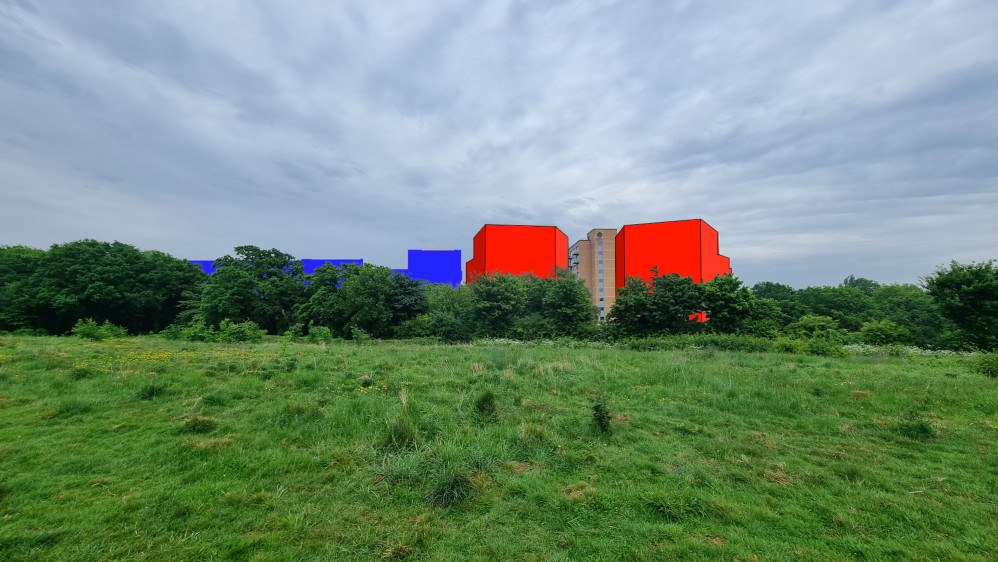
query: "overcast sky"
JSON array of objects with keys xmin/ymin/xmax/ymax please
[{"xmin": 1, "ymin": 0, "xmax": 996, "ymax": 288}]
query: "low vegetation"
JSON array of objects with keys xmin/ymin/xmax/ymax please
[{"xmin": 1, "ymin": 334, "xmax": 995, "ymax": 559}]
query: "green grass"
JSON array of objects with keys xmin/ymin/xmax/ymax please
[{"xmin": 0, "ymin": 335, "xmax": 996, "ymax": 560}]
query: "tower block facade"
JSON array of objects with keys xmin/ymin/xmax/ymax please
[
  {"xmin": 568, "ymin": 228, "xmax": 618, "ymax": 319},
  {"xmin": 465, "ymin": 225, "xmax": 568, "ymax": 283},
  {"xmin": 615, "ymin": 219, "xmax": 730, "ymax": 289}
]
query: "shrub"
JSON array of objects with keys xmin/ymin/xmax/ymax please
[
  {"xmin": 804, "ymin": 339, "xmax": 847, "ymax": 357},
  {"xmin": 71, "ymin": 318, "xmax": 128, "ymax": 341},
  {"xmin": 350, "ymin": 327, "xmax": 372, "ymax": 343},
  {"xmin": 431, "ymin": 311, "xmax": 474, "ymax": 343},
  {"xmin": 306, "ymin": 325, "xmax": 334, "ymax": 344},
  {"xmin": 179, "ymin": 322, "xmax": 218, "ymax": 342},
  {"xmin": 217, "ymin": 319, "xmax": 266, "ymax": 343},
  {"xmin": 592, "ymin": 395, "xmax": 612, "ymax": 434},
  {"xmin": 971, "ymin": 352, "xmax": 998, "ymax": 378},
  {"xmin": 861, "ymin": 319, "xmax": 913, "ymax": 346}
]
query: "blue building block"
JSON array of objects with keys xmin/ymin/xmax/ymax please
[{"xmin": 393, "ymin": 250, "xmax": 462, "ymax": 286}]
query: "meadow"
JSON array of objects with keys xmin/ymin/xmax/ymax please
[{"xmin": 0, "ymin": 335, "xmax": 995, "ymax": 560}]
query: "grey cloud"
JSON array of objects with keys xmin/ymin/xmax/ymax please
[{"xmin": 1, "ymin": 0, "xmax": 996, "ymax": 287}]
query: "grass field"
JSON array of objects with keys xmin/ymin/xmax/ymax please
[{"xmin": 1, "ymin": 335, "xmax": 996, "ymax": 560}]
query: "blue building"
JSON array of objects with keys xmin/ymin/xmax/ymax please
[{"xmin": 393, "ymin": 250, "xmax": 462, "ymax": 286}]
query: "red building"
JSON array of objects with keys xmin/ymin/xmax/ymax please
[
  {"xmin": 466, "ymin": 225, "xmax": 568, "ymax": 283},
  {"xmin": 615, "ymin": 219, "xmax": 731, "ymax": 289}
]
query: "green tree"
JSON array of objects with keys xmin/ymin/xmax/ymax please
[
  {"xmin": 610, "ymin": 270, "xmax": 702, "ymax": 336},
  {"xmin": 861, "ymin": 319, "xmax": 913, "ymax": 346},
  {"xmin": 298, "ymin": 263, "xmax": 427, "ymax": 339},
  {"xmin": 509, "ymin": 270, "xmax": 597, "ymax": 339},
  {"xmin": 608, "ymin": 276, "xmax": 653, "ymax": 337},
  {"xmin": 925, "ymin": 260, "xmax": 998, "ymax": 350},
  {"xmin": 842, "ymin": 275, "xmax": 881, "ymax": 297},
  {"xmin": 797, "ymin": 286, "xmax": 872, "ymax": 332},
  {"xmin": 0, "ymin": 245, "xmax": 45, "ymax": 331},
  {"xmin": 646, "ymin": 272, "xmax": 702, "ymax": 335},
  {"xmin": 871, "ymin": 284, "xmax": 947, "ymax": 347},
  {"xmin": 751, "ymin": 282, "xmax": 806, "ymax": 325},
  {"xmin": 699, "ymin": 274, "xmax": 756, "ymax": 334},
  {"xmin": 470, "ymin": 273, "xmax": 528, "ymax": 337},
  {"xmin": 18, "ymin": 240, "xmax": 201, "ymax": 334},
  {"xmin": 787, "ymin": 314, "xmax": 848, "ymax": 342},
  {"xmin": 198, "ymin": 246, "xmax": 305, "ymax": 334}
]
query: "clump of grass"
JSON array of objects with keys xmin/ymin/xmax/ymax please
[
  {"xmin": 181, "ymin": 415, "xmax": 218, "ymax": 434},
  {"xmin": 138, "ymin": 383, "xmax": 166, "ymax": 401},
  {"xmin": 68, "ymin": 366, "xmax": 93, "ymax": 380},
  {"xmin": 837, "ymin": 464, "xmax": 865, "ymax": 483},
  {"xmin": 473, "ymin": 389, "xmax": 499, "ymax": 421},
  {"xmin": 898, "ymin": 416, "xmax": 937, "ymax": 441},
  {"xmin": 427, "ymin": 466, "xmax": 474, "ymax": 507},
  {"xmin": 54, "ymin": 399, "xmax": 92, "ymax": 418},
  {"xmin": 383, "ymin": 413, "xmax": 419, "ymax": 449},
  {"xmin": 592, "ymin": 395, "xmax": 612, "ymax": 434},
  {"xmin": 644, "ymin": 493, "xmax": 713, "ymax": 522},
  {"xmin": 282, "ymin": 400, "xmax": 322, "ymax": 420},
  {"xmin": 201, "ymin": 394, "xmax": 226, "ymax": 407},
  {"xmin": 518, "ymin": 423, "xmax": 547, "ymax": 447}
]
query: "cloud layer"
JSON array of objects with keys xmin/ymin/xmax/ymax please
[{"xmin": 2, "ymin": 0, "xmax": 996, "ymax": 286}]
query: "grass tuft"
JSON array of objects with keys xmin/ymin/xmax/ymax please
[
  {"xmin": 427, "ymin": 466, "xmax": 474, "ymax": 507},
  {"xmin": 473, "ymin": 389, "xmax": 499, "ymax": 421},
  {"xmin": 138, "ymin": 383, "xmax": 166, "ymax": 400},
  {"xmin": 592, "ymin": 395, "xmax": 611, "ymax": 434},
  {"xmin": 383, "ymin": 413, "xmax": 419, "ymax": 449},
  {"xmin": 181, "ymin": 415, "xmax": 218, "ymax": 434}
]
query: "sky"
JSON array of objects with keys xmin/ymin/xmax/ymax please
[{"xmin": 1, "ymin": 0, "xmax": 996, "ymax": 288}]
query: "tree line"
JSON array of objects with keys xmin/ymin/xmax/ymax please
[{"xmin": 1, "ymin": 240, "xmax": 995, "ymax": 350}]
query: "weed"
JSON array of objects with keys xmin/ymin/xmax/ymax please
[
  {"xmin": 68, "ymin": 366, "xmax": 93, "ymax": 380},
  {"xmin": 181, "ymin": 415, "xmax": 218, "ymax": 434}
]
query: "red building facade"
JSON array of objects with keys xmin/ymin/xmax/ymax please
[
  {"xmin": 615, "ymin": 219, "xmax": 731, "ymax": 289},
  {"xmin": 465, "ymin": 225, "xmax": 568, "ymax": 283}
]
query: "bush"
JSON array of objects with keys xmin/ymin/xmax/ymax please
[
  {"xmin": 217, "ymin": 319, "xmax": 266, "ymax": 343},
  {"xmin": 350, "ymin": 327, "xmax": 372, "ymax": 343},
  {"xmin": 804, "ymin": 339, "xmax": 847, "ymax": 357},
  {"xmin": 71, "ymin": 318, "xmax": 128, "ymax": 341},
  {"xmin": 971, "ymin": 353, "xmax": 998, "ymax": 378},
  {"xmin": 861, "ymin": 319, "xmax": 913, "ymax": 346},
  {"xmin": 306, "ymin": 325, "xmax": 334, "ymax": 344},
  {"xmin": 431, "ymin": 311, "xmax": 474, "ymax": 343}
]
